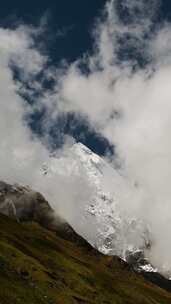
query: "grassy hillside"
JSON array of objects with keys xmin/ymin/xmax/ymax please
[{"xmin": 0, "ymin": 214, "xmax": 170, "ymax": 304}]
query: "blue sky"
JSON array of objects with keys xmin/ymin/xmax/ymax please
[
  {"xmin": 1, "ymin": 0, "xmax": 170, "ymax": 65},
  {"xmin": 4, "ymin": 0, "xmax": 116, "ymax": 155},
  {"xmin": 1, "ymin": 0, "xmax": 171, "ymax": 156},
  {"xmin": 0, "ymin": 1, "xmax": 171, "ymax": 64},
  {"xmin": 0, "ymin": 0, "xmax": 105, "ymax": 63},
  {"xmin": 0, "ymin": 0, "xmax": 115, "ymax": 155}
]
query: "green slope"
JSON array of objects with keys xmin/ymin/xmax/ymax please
[{"xmin": 0, "ymin": 214, "xmax": 170, "ymax": 304}]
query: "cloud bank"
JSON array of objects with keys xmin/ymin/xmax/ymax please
[
  {"xmin": 52, "ymin": 0, "xmax": 171, "ymax": 274},
  {"xmin": 1, "ymin": 0, "xmax": 171, "ymax": 275}
]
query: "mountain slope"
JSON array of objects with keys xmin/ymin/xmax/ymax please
[
  {"xmin": 41, "ymin": 143, "xmax": 152, "ymax": 271},
  {"xmin": 0, "ymin": 213, "xmax": 171, "ymax": 304}
]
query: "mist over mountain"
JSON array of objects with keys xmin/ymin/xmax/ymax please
[{"xmin": 1, "ymin": 0, "xmax": 171, "ymax": 293}]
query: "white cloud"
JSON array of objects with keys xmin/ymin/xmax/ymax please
[
  {"xmin": 47, "ymin": 0, "xmax": 171, "ymax": 274},
  {"xmin": 0, "ymin": 26, "xmax": 48, "ymax": 185},
  {"xmin": 1, "ymin": 0, "xmax": 171, "ymax": 275},
  {"xmin": 0, "ymin": 25, "xmax": 96, "ymax": 244}
]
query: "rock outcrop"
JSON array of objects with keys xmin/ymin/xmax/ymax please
[{"xmin": 0, "ymin": 180, "xmax": 90, "ymax": 248}]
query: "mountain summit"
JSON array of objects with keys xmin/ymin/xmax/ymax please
[{"xmin": 39, "ymin": 143, "xmax": 153, "ymax": 272}]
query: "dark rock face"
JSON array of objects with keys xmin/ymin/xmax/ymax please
[
  {"xmin": 0, "ymin": 181, "xmax": 56, "ymax": 229},
  {"xmin": 125, "ymin": 249, "xmax": 149, "ymax": 270},
  {"xmin": 0, "ymin": 181, "xmax": 93, "ymax": 250},
  {"xmin": 0, "ymin": 180, "xmax": 103, "ymax": 259}
]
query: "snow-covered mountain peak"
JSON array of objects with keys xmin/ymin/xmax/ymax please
[
  {"xmin": 71, "ymin": 142, "xmax": 102, "ymax": 164},
  {"xmin": 71, "ymin": 142, "xmax": 105, "ymax": 177},
  {"xmin": 39, "ymin": 142, "xmax": 154, "ymax": 272},
  {"xmin": 42, "ymin": 142, "xmax": 115, "ymax": 191}
]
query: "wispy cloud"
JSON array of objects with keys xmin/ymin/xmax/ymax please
[
  {"xmin": 49, "ymin": 0, "xmax": 171, "ymax": 273},
  {"xmin": 1, "ymin": 0, "xmax": 171, "ymax": 275}
]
